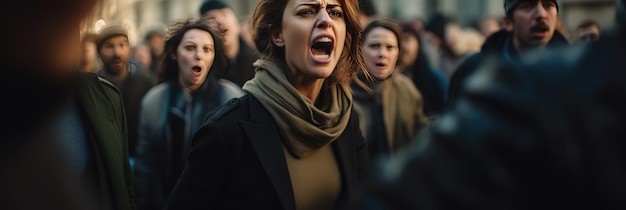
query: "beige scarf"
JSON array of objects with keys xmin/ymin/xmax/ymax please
[{"xmin": 243, "ymin": 59, "xmax": 352, "ymax": 158}]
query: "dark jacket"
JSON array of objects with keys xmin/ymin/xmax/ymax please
[
  {"xmin": 402, "ymin": 55, "xmax": 448, "ymax": 118},
  {"xmin": 165, "ymin": 94, "xmax": 369, "ymax": 210},
  {"xmin": 78, "ymin": 73, "xmax": 136, "ymax": 210},
  {"xmin": 134, "ymin": 79, "xmax": 244, "ymax": 210},
  {"xmin": 354, "ymin": 29, "xmax": 626, "ymax": 210},
  {"xmin": 446, "ymin": 29, "xmax": 569, "ymax": 108},
  {"xmin": 98, "ymin": 60, "xmax": 154, "ymax": 157},
  {"xmin": 219, "ymin": 37, "xmax": 260, "ymax": 87}
]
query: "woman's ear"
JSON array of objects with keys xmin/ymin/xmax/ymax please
[
  {"xmin": 271, "ymin": 30, "xmax": 285, "ymax": 47},
  {"xmin": 170, "ymin": 53, "xmax": 177, "ymax": 61}
]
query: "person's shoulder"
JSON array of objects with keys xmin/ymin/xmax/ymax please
[
  {"xmin": 393, "ymin": 73, "xmax": 423, "ymax": 99},
  {"xmin": 202, "ymin": 94, "xmax": 252, "ymax": 125},
  {"xmin": 481, "ymin": 29, "xmax": 512, "ymax": 52},
  {"xmin": 142, "ymin": 83, "xmax": 170, "ymax": 104},
  {"xmin": 94, "ymin": 74, "xmax": 121, "ymax": 95},
  {"xmin": 217, "ymin": 79, "xmax": 245, "ymax": 100},
  {"xmin": 393, "ymin": 73, "xmax": 415, "ymax": 85},
  {"xmin": 393, "ymin": 73, "xmax": 418, "ymax": 89}
]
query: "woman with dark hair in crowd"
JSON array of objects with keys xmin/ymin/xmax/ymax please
[
  {"xmin": 398, "ymin": 21, "xmax": 449, "ymax": 118},
  {"xmin": 134, "ymin": 18, "xmax": 243, "ymax": 210},
  {"xmin": 351, "ymin": 19, "xmax": 429, "ymax": 159},
  {"xmin": 165, "ymin": 0, "xmax": 369, "ymax": 209}
]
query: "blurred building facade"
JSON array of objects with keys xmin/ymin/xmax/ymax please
[{"xmin": 83, "ymin": 0, "xmax": 615, "ymax": 45}]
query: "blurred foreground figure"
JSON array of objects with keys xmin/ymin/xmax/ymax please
[
  {"xmin": 0, "ymin": 0, "xmax": 135, "ymax": 209},
  {"xmin": 355, "ymin": 0, "xmax": 626, "ymax": 209}
]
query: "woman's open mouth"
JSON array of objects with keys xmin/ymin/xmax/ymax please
[
  {"xmin": 310, "ymin": 36, "xmax": 333, "ymax": 63},
  {"xmin": 191, "ymin": 65, "xmax": 202, "ymax": 76}
]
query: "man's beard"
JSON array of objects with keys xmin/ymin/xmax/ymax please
[{"xmin": 104, "ymin": 61, "xmax": 126, "ymax": 75}]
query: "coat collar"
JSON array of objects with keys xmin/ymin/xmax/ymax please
[{"xmin": 239, "ymin": 95, "xmax": 358, "ymax": 210}]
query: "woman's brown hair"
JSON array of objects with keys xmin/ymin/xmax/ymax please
[
  {"xmin": 159, "ymin": 18, "xmax": 228, "ymax": 84},
  {"xmin": 250, "ymin": 0, "xmax": 366, "ymax": 86}
]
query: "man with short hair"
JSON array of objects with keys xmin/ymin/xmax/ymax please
[
  {"xmin": 97, "ymin": 24, "xmax": 153, "ymax": 159},
  {"xmin": 200, "ymin": 0, "xmax": 260, "ymax": 87},
  {"xmin": 447, "ymin": 0, "xmax": 569, "ymax": 107},
  {"xmin": 576, "ymin": 19, "xmax": 601, "ymax": 43}
]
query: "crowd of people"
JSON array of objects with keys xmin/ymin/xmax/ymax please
[{"xmin": 2, "ymin": 0, "xmax": 625, "ymax": 209}]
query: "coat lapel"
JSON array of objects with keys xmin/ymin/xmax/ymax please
[
  {"xmin": 331, "ymin": 120, "xmax": 357, "ymax": 203},
  {"xmin": 240, "ymin": 97, "xmax": 296, "ymax": 210}
]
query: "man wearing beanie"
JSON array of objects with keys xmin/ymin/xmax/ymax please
[
  {"xmin": 96, "ymin": 24, "xmax": 154, "ymax": 160},
  {"xmin": 447, "ymin": 0, "xmax": 569, "ymax": 107},
  {"xmin": 199, "ymin": 0, "xmax": 260, "ymax": 87}
]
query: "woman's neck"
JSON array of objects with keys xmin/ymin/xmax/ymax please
[
  {"xmin": 179, "ymin": 78, "xmax": 200, "ymax": 94},
  {"xmin": 292, "ymin": 77, "xmax": 325, "ymax": 105}
]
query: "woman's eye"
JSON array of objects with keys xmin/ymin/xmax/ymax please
[
  {"xmin": 185, "ymin": 46, "xmax": 195, "ymax": 50},
  {"xmin": 329, "ymin": 10, "xmax": 343, "ymax": 17},
  {"xmin": 298, "ymin": 10, "xmax": 315, "ymax": 16}
]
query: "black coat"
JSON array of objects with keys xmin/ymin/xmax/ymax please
[{"xmin": 165, "ymin": 94, "xmax": 369, "ymax": 210}]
